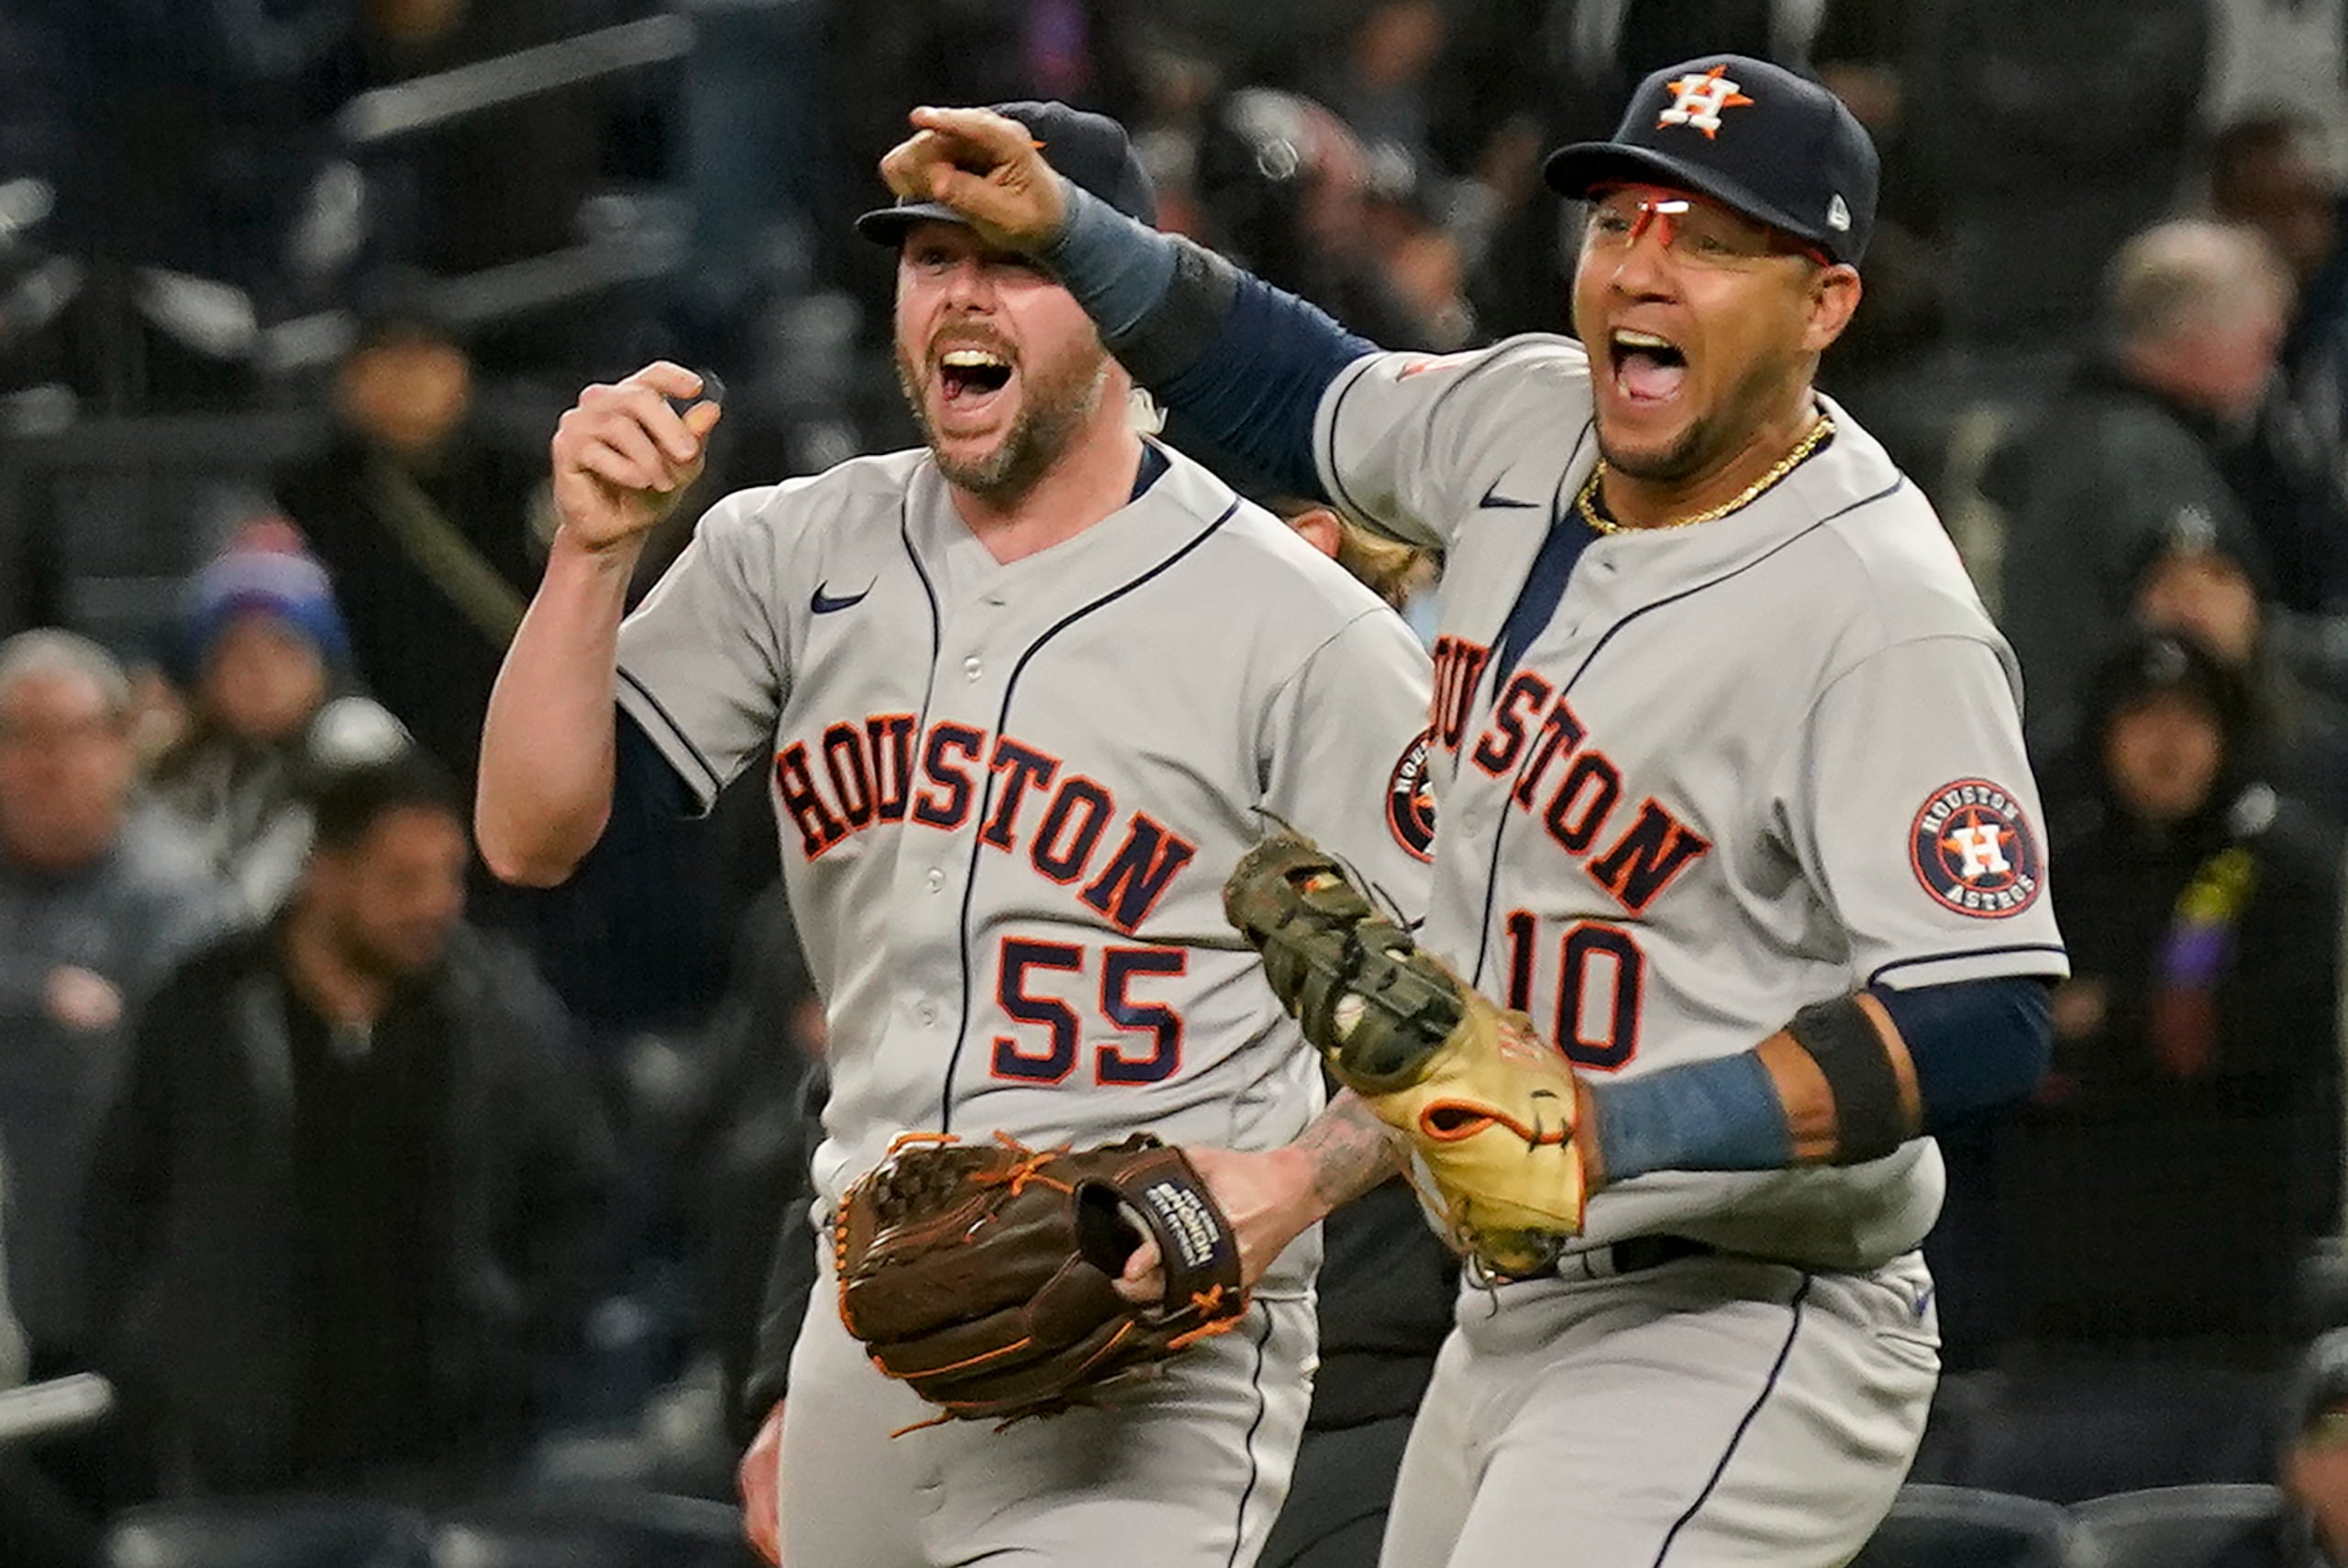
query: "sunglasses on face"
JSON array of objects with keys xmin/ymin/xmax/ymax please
[{"xmin": 1583, "ymin": 186, "xmax": 1829, "ymax": 269}]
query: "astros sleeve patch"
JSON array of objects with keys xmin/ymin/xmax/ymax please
[
  {"xmin": 1386, "ymin": 726, "xmax": 1437, "ymax": 863},
  {"xmin": 1780, "ymin": 635, "xmax": 2067, "ymax": 988},
  {"xmin": 1908, "ymin": 778, "xmax": 2044, "ymax": 919}
]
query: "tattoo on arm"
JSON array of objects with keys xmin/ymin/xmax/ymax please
[{"xmin": 1297, "ymin": 1091, "xmax": 1404, "ymax": 1212}]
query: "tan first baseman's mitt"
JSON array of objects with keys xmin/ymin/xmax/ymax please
[{"xmin": 1224, "ymin": 833, "xmax": 1587, "ymax": 1275}]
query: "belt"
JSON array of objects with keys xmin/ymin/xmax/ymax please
[{"xmin": 1544, "ymin": 1233, "xmax": 1716, "ymax": 1284}]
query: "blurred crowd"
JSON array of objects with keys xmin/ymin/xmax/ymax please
[{"xmin": 6, "ymin": 0, "xmax": 2348, "ymax": 1563}]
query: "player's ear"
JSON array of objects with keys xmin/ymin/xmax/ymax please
[
  {"xmin": 1285, "ymin": 505, "xmax": 1344, "ymax": 562},
  {"xmin": 1800, "ymin": 264, "xmax": 1863, "ymax": 354}
]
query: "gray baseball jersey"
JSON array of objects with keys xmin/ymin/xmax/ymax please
[
  {"xmin": 1312, "ymin": 335, "xmax": 2063, "ymax": 1568},
  {"xmin": 615, "ymin": 439, "xmax": 1434, "ymax": 1282},
  {"xmin": 1312, "ymin": 336, "xmax": 2067, "ymax": 1271}
]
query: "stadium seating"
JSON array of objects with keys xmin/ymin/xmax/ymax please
[
  {"xmin": 2068, "ymin": 1484, "xmax": 2292, "ymax": 1568},
  {"xmin": 1846, "ymin": 1483, "xmax": 2070, "ymax": 1568},
  {"xmin": 1950, "ymin": 1362, "xmax": 2280, "ymax": 1504},
  {"xmin": 428, "ymin": 1488, "xmax": 755, "ymax": 1568},
  {"xmin": 101, "ymin": 1496, "xmax": 430, "ymax": 1568}
]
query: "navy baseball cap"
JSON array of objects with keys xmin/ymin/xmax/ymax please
[
  {"xmin": 857, "ymin": 100, "xmax": 1157, "ymax": 245},
  {"xmin": 1545, "ymin": 55, "xmax": 1878, "ymax": 268}
]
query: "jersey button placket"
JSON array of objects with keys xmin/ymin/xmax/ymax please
[{"xmin": 964, "ymin": 656, "xmax": 983, "ymax": 682}]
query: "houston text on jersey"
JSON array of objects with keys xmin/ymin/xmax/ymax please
[
  {"xmin": 771, "ymin": 712, "xmax": 1200, "ymax": 933},
  {"xmin": 1434, "ymin": 635, "xmax": 1712, "ymax": 918}
]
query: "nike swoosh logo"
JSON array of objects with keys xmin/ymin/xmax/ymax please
[
  {"xmin": 810, "ymin": 580, "xmax": 873, "ymax": 614},
  {"xmin": 1479, "ymin": 480, "xmax": 1539, "ymax": 509}
]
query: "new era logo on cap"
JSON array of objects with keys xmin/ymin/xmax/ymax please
[{"xmin": 1827, "ymin": 193, "xmax": 1852, "ymax": 232}]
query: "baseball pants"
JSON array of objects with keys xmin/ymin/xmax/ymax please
[
  {"xmin": 1381, "ymin": 1250, "xmax": 1938, "ymax": 1568},
  {"xmin": 781, "ymin": 1244, "xmax": 1314, "ymax": 1568}
]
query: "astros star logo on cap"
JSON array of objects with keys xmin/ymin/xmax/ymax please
[{"xmin": 1657, "ymin": 64, "xmax": 1755, "ymax": 139}]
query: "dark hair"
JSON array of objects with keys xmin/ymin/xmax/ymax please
[
  {"xmin": 2210, "ymin": 111, "xmax": 2327, "ymax": 195},
  {"xmin": 2086, "ymin": 629, "xmax": 2254, "ymax": 754},
  {"xmin": 309, "ymin": 749, "xmax": 463, "ymax": 852}
]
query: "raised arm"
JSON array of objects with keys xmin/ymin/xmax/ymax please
[
  {"xmin": 881, "ymin": 106, "xmax": 1378, "ymax": 504},
  {"xmin": 476, "ymin": 363, "xmax": 718, "ymax": 886}
]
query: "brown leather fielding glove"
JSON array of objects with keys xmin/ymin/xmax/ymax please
[
  {"xmin": 834, "ymin": 1132, "xmax": 1246, "ymax": 1424},
  {"xmin": 1224, "ymin": 832, "xmax": 1587, "ymax": 1276}
]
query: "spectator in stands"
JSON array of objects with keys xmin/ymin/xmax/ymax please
[
  {"xmin": 1991, "ymin": 221, "xmax": 2314, "ymax": 744},
  {"xmin": 0, "ymin": 631, "xmax": 232, "ymax": 1380},
  {"xmin": 2203, "ymin": 3, "xmax": 2348, "ymax": 183},
  {"xmin": 83, "ymin": 746, "xmax": 615, "ymax": 1501},
  {"xmin": 2131, "ymin": 513, "xmax": 2348, "ymax": 823},
  {"xmin": 1991, "ymin": 633, "xmax": 2342, "ymax": 1368},
  {"xmin": 274, "ymin": 282, "xmax": 548, "ymax": 791},
  {"xmin": 2214, "ymin": 114, "xmax": 2348, "ymax": 534},
  {"xmin": 1306, "ymin": 0, "xmax": 1445, "ymax": 193},
  {"xmin": 1191, "ymin": 87, "xmax": 1469, "ymax": 351},
  {"xmin": 148, "ymin": 521, "xmax": 360, "ymax": 917}
]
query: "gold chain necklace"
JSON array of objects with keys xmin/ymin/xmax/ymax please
[{"xmin": 1576, "ymin": 414, "xmax": 1834, "ymax": 536}]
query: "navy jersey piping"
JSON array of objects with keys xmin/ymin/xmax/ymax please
[
  {"xmin": 936, "ymin": 497, "xmax": 1242, "ymax": 1132},
  {"xmin": 1649, "ymin": 1272, "xmax": 1811, "ymax": 1566},
  {"xmin": 1868, "ymin": 942, "xmax": 2070, "ymax": 988},
  {"xmin": 897, "ymin": 493, "xmax": 949, "ymax": 1121},
  {"xmin": 615, "ymin": 666, "xmax": 727, "ymax": 803},
  {"xmin": 1222, "ymin": 1306, "xmax": 1277, "ymax": 1568},
  {"xmin": 1468, "ymin": 475, "xmax": 1908, "ymax": 988},
  {"xmin": 1318, "ymin": 354, "xmax": 1385, "ymax": 525}
]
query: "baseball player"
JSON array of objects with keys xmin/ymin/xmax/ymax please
[
  {"xmin": 888, "ymin": 57, "xmax": 2067, "ymax": 1568},
  {"xmin": 474, "ymin": 103, "xmax": 1434, "ymax": 1568}
]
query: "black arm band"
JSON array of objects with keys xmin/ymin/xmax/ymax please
[
  {"xmin": 1786, "ymin": 996, "xmax": 1908, "ymax": 1165},
  {"xmin": 1104, "ymin": 238, "xmax": 1242, "ymax": 388}
]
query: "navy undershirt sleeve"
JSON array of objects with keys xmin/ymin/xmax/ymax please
[
  {"xmin": 1040, "ymin": 180, "xmax": 1378, "ymax": 504},
  {"xmin": 1146, "ymin": 274, "xmax": 1379, "ymax": 504},
  {"xmin": 1871, "ymin": 973, "xmax": 2054, "ymax": 1129},
  {"xmin": 612, "ymin": 703, "xmax": 695, "ymax": 828}
]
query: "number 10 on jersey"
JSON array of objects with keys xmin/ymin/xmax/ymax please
[{"xmin": 1501, "ymin": 911, "xmax": 1645, "ymax": 1070}]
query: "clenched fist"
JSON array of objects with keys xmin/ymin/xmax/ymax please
[{"xmin": 549, "ymin": 360, "xmax": 723, "ymax": 557}]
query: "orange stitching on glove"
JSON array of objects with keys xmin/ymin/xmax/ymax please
[
  {"xmin": 895, "ymin": 1336, "xmax": 1036, "ymax": 1379},
  {"xmin": 1416, "ymin": 1097, "xmax": 1575, "ymax": 1146},
  {"xmin": 970, "ymin": 1130, "xmax": 1077, "ymax": 1195}
]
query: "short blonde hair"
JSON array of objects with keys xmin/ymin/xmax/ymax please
[
  {"xmin": 0, "ymin": 629, "xmax": 130, "ymax": 718},
  {"xmin": 1272, "ymin": 498, "xmax": 1432, "ymax": 612}
]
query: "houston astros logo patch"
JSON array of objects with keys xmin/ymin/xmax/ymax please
[
  {"xmin": 1387, "ymin": 727, "xmax": 1436, "ymax": 862},
  {"xmin": 1658, "ymin": 64, "xmax": 1754, "ymax": 139},
  {"xmin": 1910, "ymin": 778, "xmax": 2043, "ymax": 918}
]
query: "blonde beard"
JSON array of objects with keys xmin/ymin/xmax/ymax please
[{"xmin": 898, "ymin": 351, "xmax": 1116, "ymax": 504}]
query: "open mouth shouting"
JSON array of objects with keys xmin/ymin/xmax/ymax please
[
  {"xmin": 932, "ymin": 343, "xmax": 1017, "ymax": 432},
  {"xmin": 1608, "ymin": 327, "xmax": 1687, "ymax": 409}
]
